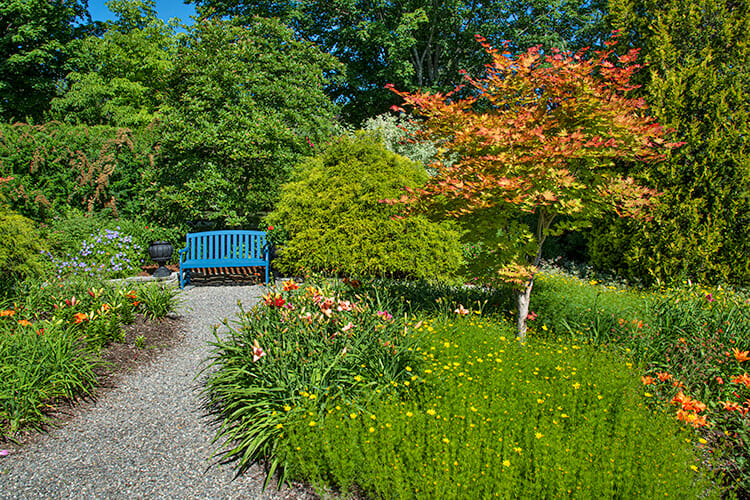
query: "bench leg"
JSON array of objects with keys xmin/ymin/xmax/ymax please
[
  {"xmin": 180, "ymin": 268, "xmax": 190, "ymax": 289},
  {"xmin": 265, "ymin": 265, "xmax": 269, "ymax": 285}
]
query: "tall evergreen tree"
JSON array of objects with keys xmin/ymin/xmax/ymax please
[{"xmin": 589, "ymin": 0, "xmax": 750, "ymax": 286}]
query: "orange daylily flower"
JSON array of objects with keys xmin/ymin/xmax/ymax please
[
  {"xmin": 73, "ymin": 312, "xmax": 89, "ymax": 324},
  {"xmin": 671, "ymin": 391, "xmax": 687, "ymax": 406},
  {"xmin": 732, "ymin": 348, "xmax": 750, "ymax": 363},
  {"xmin": 282, "ymin": 280, "xmax": 299, "ymax": 291},
  {"xmin": 676, "ymin": 409, "xmax": 708, "ymax": 428},
  {"xmin": 641, "ymin": 375, "xmax": 653, "ymax": 385},
  {"xmin": 17, "ymin": 319, "xmax": 32, "ymax": 327},
  {"xmin": 721, "ymin": 401, "xmax": 743, "ymax": 412},
  {"xmin": 0, "ymin": 309, "xmax": 15, "ymax": 317},
  {"xmin": 656, "ymin": 372, "xmax": 672, "ymax": 382},
  {"xmin": 671, "ymin": 391, "xmax": 706, "ymax": 412},
  {"xmin": 731, "ymin": 373, "xmax": 750, "ymax": 388}
]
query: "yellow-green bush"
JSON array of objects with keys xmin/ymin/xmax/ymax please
[
  {"xmin": 266, "ymin": 134, "xmax": 463, "ymax": 280},
  {"xmin": 282, "ymin": 317, "xmax": 718, "ymax": 499},
  {"xmin": 0, "ymin": 203, "xmax": 42, "ymax": 288}
]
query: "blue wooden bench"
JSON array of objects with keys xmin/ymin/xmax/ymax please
[{"xmin": 178, "ymin": 230, "xmax": 269, "ymax": 289}]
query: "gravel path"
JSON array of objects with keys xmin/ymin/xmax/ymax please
[{"xmin": 0, "ymin": 285, "xmax": 315, "ymax": 500}]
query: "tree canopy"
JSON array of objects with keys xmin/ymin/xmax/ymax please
[
  {"xmin": 51, "ymin": 0, "xmax": 179, "ymax": 128},
  {"xmin": 0, "ymin": 0, "xmax": 93, "ymax": 121},
  {"xmin": 191, "ymin": 0, "xmax": 608, "ymax": 123},
  {"xmin": 146, "ymin": 16, "xmax": 343, "ymax": 228}
]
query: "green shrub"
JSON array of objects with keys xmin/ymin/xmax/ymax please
[
  {"xmin": 282, "ymin": 317, "xmax": 716, "ymax": 499},
  {"xmin": 0, "ymin": 204, "xmax": 43, "ymax": 289},
  {"xmin": 361, "ymin": 113, "xmax": 441, "ymax": 169},
  {"xmin": 530, "ymin": 271, "xmax": 650, "ymax": 350},
  {"xmin": 43, "ymin": 211, "xmax": 183, "ymax": 266},
  {"xmin": 42, "ymin": 210, "xmax": 113, "ymax": 257},
  {"xmin": 527, "ymin": 270, "xmax": 750, "ymax": 495},
  {"xmin": 43, "ymin": 226, "xmax": 144, "ymax": 280},
  {"xmin": 135, "ymin": 282, "xmax": 180, "ymax": 320},
  {"xmin": 588, "ymin": 0, "xmax": 750, "ymax": 288},
  {"xmin": 266, "ymin": 134, "xmax": 463, "ymax": 280}
]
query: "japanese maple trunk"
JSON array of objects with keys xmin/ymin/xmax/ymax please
[
  {"xmin": 516, "ymin": 279, "xmax": 534, "ymax": 343},
  {"xmin": 515, "ymin": 212, "xmax": 553, "ymax": 342}
]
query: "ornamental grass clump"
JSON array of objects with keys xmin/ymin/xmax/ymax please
[
  {"xmin": 282, "ymin": 317, "xmax": 718, "ymax": 499},
  {"xmin": 0, "ymin": 317, "xmax": 98, "ymax": 435},
  {"xmin": 201, "ymin": 279, "xmax": 420, "ymax": 484},
  {"xmin": 134, "ymin": 282, "xmax": 181, "ymax": 321}
]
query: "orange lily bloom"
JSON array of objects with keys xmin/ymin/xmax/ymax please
[
  {"xmin": 0, "ymin": 309, "xmax": 15, "ymax": 317},
  {"xmin": 721, "ymin": 401, "xmax": 742, "ymax": 412},
  {"xmin": 282, "ymin": 280, "xmax": 299, "ymax": 291},
  {"xmin": 732, "ymin": 348, "xmax": 750, "ymax": 363},
  {"xmin": 731, "ymin": 373, "xmax": 750, "ymax": 388},
  {"xmin": 672, "ymin": 391, "xmax": 706, "ymax": 412},
  {"xmin": 656, "ymin": 372, "xmax": 672, "ymax": 382},
  {"xmin": 641, "ymin": 375, "xmax": 653, "ymax": 385},
  {"xmin": 676, "ymin": 409, "xmax": 709, "ymax": 428},
  {"xmin": 73, "ymin": 312, "xmax": 89, "ymax": 323},
  {"xmin": 17, "ymin": 319, "xmax": 32, "ymax": 327}
]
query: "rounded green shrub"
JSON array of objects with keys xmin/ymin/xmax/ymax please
[
  {"xmin": 266, "ymin": 134, "xmax": 463, "ymax": 280},
  {"xmin": 0, "ymin": 203, "xmax": 42, "ymax": 288}
]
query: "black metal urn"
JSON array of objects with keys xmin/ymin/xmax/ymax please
[{"xmin": 148, "ymin": 241, "xmax": 174, "ymax": 278}]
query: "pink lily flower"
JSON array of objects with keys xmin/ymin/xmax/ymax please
[{"xmin": 252, "ymin": 339, "xmax": 266, "ymax": 362}]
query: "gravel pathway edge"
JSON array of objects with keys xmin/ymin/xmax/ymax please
[{"xmin": 0, "ymin": 285, "xmax": 316, "ymax": 500}]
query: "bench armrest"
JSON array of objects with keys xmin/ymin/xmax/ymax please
[{"xmin": 178, "ymin": 246, "xmax": 189, "ymax": 262}]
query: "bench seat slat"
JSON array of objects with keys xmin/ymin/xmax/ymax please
[{"xmin": 181, "ymin": 258, "xmax": 267, "ymax": 269}]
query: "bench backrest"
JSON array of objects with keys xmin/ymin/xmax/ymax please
[{"xmin": 185, "ymin": 230, "xmax": 267, "ymax": 261}]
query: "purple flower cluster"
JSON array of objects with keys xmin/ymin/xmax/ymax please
[{"xmin": 44, "ymin": 227, "xmax": 143, "ymax": 280}]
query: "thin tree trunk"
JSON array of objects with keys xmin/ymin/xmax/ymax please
[
  {"xmin": 515, "ymin": 210, "xmax": 555, "ymax": 342},
  {"xmin": 516, "ymin": 279, "xmax": 533, "ymax": 343}
]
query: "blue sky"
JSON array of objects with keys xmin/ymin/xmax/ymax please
[{"xmin": 87, "ymin": 0, "xmax": 197, "ymax": 24}]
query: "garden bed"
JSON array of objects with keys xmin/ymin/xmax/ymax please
[{"xmin": 0, "ymin": 313, "xmax": 184, "ymax": 451}]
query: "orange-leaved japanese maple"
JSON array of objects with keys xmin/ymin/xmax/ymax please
[{"xmin": 383, "ymin": 34, "xmax": 681, "ymax": 341}]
